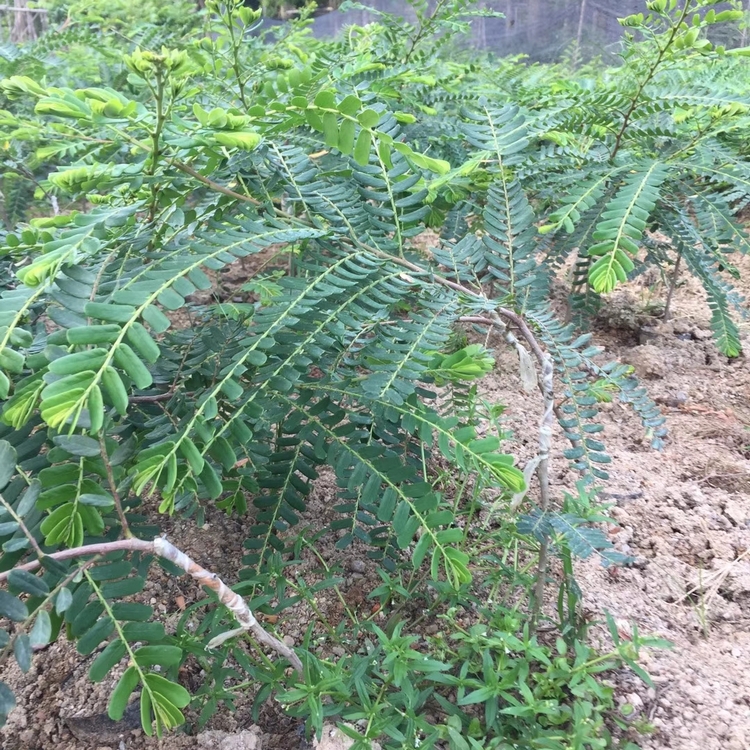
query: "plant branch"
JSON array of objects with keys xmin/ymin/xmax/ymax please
[
  {"xmin": 663, "ymin": 247, "xmax": 683, "ymax": 322},
  {"xmin": 225, "ymin": 5, "xmax": 249, "ymax": 109},
  {"xmin": 610, "ymin": 2, "xmax": 691, "ymax": 159},
  {"xmin": 171, "ymin": 160, "xmax": 262, "ymax": 205},
  {"xmin": 130, "ymin": 390, "xmax": 176, "ymax": 403},
  {"xmin": 458, "ymin": 313, "xmax": 556, "ymax": 629},
  {"xmin": 147, "ymin": 71, "xmax": 167, "ymax": 224},
  {"xmin": 0, "ymin": 536, "xmax": 303, "ymax": 674},
  {"xmin": 0, "ymin": 490, "xmax": 44, "ymax": 558},
  {"xmin": 99, "ymin": 434, "xmax": 132, "ymax": 538}
]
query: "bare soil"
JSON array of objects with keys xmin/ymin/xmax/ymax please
[
  {"xmin": 482, "ymin": 254, "xmax": 750, "ymax": 750},
  {"xmin": 1, "ymin": 253, "xmax": 749, "ymax": 750}
]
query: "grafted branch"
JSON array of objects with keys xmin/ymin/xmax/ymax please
[
  {"xmin": 459, "ymin": 312, "xmax": 556, "ymax": 626},
  {"xmin": 0, "ymin": 536, "xmax": 302, "ymax": 674}
]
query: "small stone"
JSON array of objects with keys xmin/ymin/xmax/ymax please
[
  {"xmin": 348, "ymin": 559, "xmax": 367, "ymax": 574},
  {"xmin": 628, "ymin": 344, "xmax": 666, "ymax": 379},
  {"xmin": 639, "ymin": 327, "xmax": 660, "ymax": 345},
  {"xmin": 331, "ymin": 646, "xmax": 345, "ymax": 657},
  {"xmin": 198, "ymin": 728, "xmax": 263, "ymax": 750},
  {"xmin": 627, "ymin": 693, "xmax": 644, "ymax": 712},
  {"xmin": 313, "ymin": 722, "xmax": 382, "ymax": 750},
  {"xmin": 282, "ymin": 635, "xmax": 295, "ymax": 647},
  {"xmin": 611, "ymin": 507, "xmax": 631, "ymax": 522},
  {"xmin": 724, "ymin": 499, "xmax": 747, "ymax": 526},
  {"xmin": 659, "ymin": 390, "xmax": 690, "ymax": 407}
]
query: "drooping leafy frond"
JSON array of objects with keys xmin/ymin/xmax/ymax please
[
  {"xmin": 587, "ymin": 162, "xmax": 669, "ymax": 293},
  {"xmin": 665, "ymin": 210, "xmax": 744, "ymax": 357},
  {"xmin": 481, "ymin": 176, "xmax": 541, "ymax": 303},
  {"xmin": 518, "ymin": 507, "xmax": 628, "ymax": 566},
  {"xmin": 526, "ymin": 309, "xmax": 611, "ymax": 481},
  {"xmin": 460, "ymin": 104, "xmax": 530, "ymax": 162}
]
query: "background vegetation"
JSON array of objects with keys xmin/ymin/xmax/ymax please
[{"xmin": 0, "ymin": 1, "xmax": 748, "ymax": 748}]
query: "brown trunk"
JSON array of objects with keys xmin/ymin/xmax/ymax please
[
  {"xmin": 573, "ymin": 0, "xmax": 588, "ymax": 69},
  {"xmin": 10, "ymin": 0, "xmax": 46, "ymax": 43}
]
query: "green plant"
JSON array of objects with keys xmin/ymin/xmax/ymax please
[
  {"xmin": 531, "ymin": 0, "xmax": 750, "ymax": 356},
  {"xmin": 0, "ymin": 0, "xmax": 744, "ymax": 746},
  {"xmin": 38, "ymin": 0, "xmax": 199, "ymax": 33},
  {"xmin": 274, "ymin": 601, "xmax": 668, "ymax": 750}
]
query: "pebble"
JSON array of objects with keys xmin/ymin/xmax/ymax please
[
  {"xmin": 282, "ymin": 635, "xmax": 295, "ymax": 647},
  {"xmin": 611, "ymin": 507, "xmax": 631, "ymax": 522},
  {"xmin": 348, "ymin": 559, "xmax": 367, "ymax": 574},
  {"xmin": 639, "ymin": 327, "xmax": 660, "ymax": 345},
  {"xmin": 627, "ymin": 693, "xmax": 644, "ymax": 712}
]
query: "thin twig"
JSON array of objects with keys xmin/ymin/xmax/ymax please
[
  {"xmin": 0, "ymin": 490, "xmax": 44, "ymax": 558},
  {"xmin": 610, "ymin": 2, "xmax": 690, "ymax": 159},
  {"xmin": 0, "ymin": 538, "xmax": 152, "ymax": 579},
  {"xmin": 0, "ymin": 536, "xmax": 302, "ymax": 674},
  {"xmin": 99, "ymin": 434, "xmax": 132, "ymax": 538},
  {"xmin": 663, "ymin": 248, "xmax": 682, "ymax": 322},
  {"xmin": 171, "ymin": 160, "xmax": 262, "ymax": 206},
  {"xmin": 130, "ymin": 390, "xmax": 176, "ymax": 403},
  {"xmin": 677, "ymin": 546, "xmax": 750, "ymax": 606},
  {"xmin": 531, "ymin": 353, "xmax": 555, "ymax": 628}
]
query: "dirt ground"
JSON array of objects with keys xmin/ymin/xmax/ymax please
[
  {"xmin": 577, "ymin": 265, "xmax": 750, "ymax": 750},
  {"xmin": 483, "ymin": 254, "xmax": 750, "ymax": 750},
  {"xmin": 1, "ymin": 251, "xmax": 749, "ymax": 750}
]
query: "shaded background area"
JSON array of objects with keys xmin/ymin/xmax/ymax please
[
  {"xmin": 3, "ymin": 1, "xmax": 748, "ymax": 61},
  {"xmin": 309, "ymin": 0, "xmax": 750, "ymax": 63}
]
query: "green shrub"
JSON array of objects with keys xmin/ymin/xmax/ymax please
[{"xmin": 0, "ymin": 0, "xmax": 747, "ymax": 746}]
